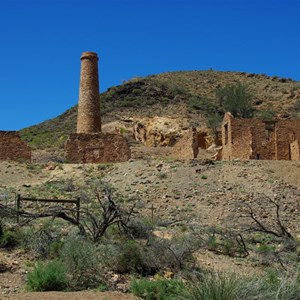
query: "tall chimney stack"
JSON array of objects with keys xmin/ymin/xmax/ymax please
[{"xmin": 77, "ymin": 51, "xmax": 101, "ymax": 133}]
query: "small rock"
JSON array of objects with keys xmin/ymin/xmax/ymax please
[{"xmin": 46, "ymin": 161, "xmax": 56, "ymax": 170}]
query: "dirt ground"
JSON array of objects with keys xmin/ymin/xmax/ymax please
[
  {"xmin": 1, "ymin": 291, "xmax": 134, "ymax": 300},
  {"xmin": 0, "ymin": 154, "xmax": 300, "ymax": 299}
]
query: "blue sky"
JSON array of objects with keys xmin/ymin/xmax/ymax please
[{"xmin": 0, "ymin": 0, "xmax": 299, "ymax": 130}]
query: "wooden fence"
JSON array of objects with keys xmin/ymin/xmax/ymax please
[{"xmin": 15, "ymin": 194, "xmax": 80, "ymax": 223}]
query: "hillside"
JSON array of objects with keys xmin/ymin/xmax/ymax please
[
  {"xmin": 1, "ymin": 158, "xmax": 300, "ymax": 298},
  {"xmin": 2, "ymin": 70, "xmax": 300, "ymax": 299},
  {"xmin": 19, "ymin": 70, "xmax": 300, "ymax": 151}
]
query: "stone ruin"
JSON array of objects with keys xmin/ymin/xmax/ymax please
[
  {"xmin": 221, "ymin": 112, "xmax": 300, "ymax": 160},
  {"xmin": 0, "ymin": 131, "xmax": 31, "ymax": 162},
  {"xmin": 65, "ymin": 52, "xmax": 131, "ymax": 163}
]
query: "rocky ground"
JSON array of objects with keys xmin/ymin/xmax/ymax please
[{"xmin": 0, "ymin": 150, "xmax": 300, "ymax": 299}]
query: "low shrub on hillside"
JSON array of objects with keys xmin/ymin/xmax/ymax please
[
  {"xmin": 0, "ymin": 228, "xmax": 18, "ymax": 249},
  {"xmin": 102, "ymin": 232, "xmax": 198, "ymax": 276},
  {"xmin": 60, "ymin": 235, "xmax": 102, "ymax": 290},
  {"xmin": 187, "ymin": 269, "xmax": 300, "ymax": 300},
  {"xmin": 26, "ymin": 261, "xmax": 67, "ymax": 291},
  {"xmin": 106, "ymin": 240, "xmax": 158, "ymax": 275},
  {"xmin": 130, "ymin": 277, "xmax": 188, "ymax": 300},
  {"xmin": 17, "ymin": 223, "xmax": 62, "ymax": 259}
]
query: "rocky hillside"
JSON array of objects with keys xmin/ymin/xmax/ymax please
[
  {"xmin": 1, "ymin": 158, "xmax": 300, "ymax": 297},
  {"xmin": 19, "ymin": 70, "xmax": 300, "ymax": 150}
]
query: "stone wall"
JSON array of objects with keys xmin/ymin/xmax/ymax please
[
  {"xmin": 172, "ymin": 130, "xmax": 206, "ymax": 159},
  {"xmin": 65, "ymin": 133, "xmax": 131, "ymax": 163},
  {"xmin": 221, "ymin": 112, "xmax": 300, "ymax": 160},
  {"xmin": 250, "ymin": 122, "xmax": 276, "ymax": 160},
  {"xmin": 290, "ymin": 140, "xmax": 300, "ymax": 160},
  {"xmin": 0, "ymin": 131, "xmax": 31, "ymax": 161},
  {"xmin": 275, "ymin": 120, "xmax": 300, "ymax": 160}
]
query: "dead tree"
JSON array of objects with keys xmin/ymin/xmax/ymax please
[
  {"xmin": 0, "ymin": 189, "xmax": 134, "ymax": 243},
  {"xmin": 79, "ymin": 188, "xmax": 135, "ymax": 242},
  {"xmin": 241, "ymin": 193, "xmax": 294, "ymax": 240}
]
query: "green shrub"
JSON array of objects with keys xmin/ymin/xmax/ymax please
[
  {"xmin": 187, "ymin": 272, "xmax": 264, "ymax": 300},
  {"xmin": 0, "ymin": 229, "xmax": 18, "ymax": 249},
  {"xmin": 257, "ymin": 104, "xmax": 276, "ymax": 121},
  {"xmin": 26, "ymin": 261, "xmax": 67, "ymax": 291},
  {"xmin": 60, "ymin": 235, "xmax": 102, "ymax": 289},
  {"xmin": 111, "ymin": 240, "xmax": 154, "ymax": 275},
  {"xmin": 49, "ymin": 240, "xmax": 64, "ymax": 258},
  {"xmin": 215, "ymin": 82, "xmax": 254, "ymax": 118},
  {"xmin": 205, "ymin": 227, "xmax": 248, "ymax": 258},
  {"xmin": 188, "ymin": 96, "xmax": 218, "ymax": 115},
  {"xmin": 127, "ymin": 219, "xmax": 153, "ymax": 239},
  {"xmin": 256, "ymin": 243, "xmax": 276, "ymax": 254},
  {"xmin": 108, "ymin": 232, "xmax": 197, "ymax": 276},
  {"xmin": 187, "ymin": 269, "xmax": 300, "ymax": 300},
  {"xmin": 17, "ymin": 224, "xmax": 59, "ymax": 258},
  {"xmin": 130, "ymin": 278, "xmax": 188, "ymax": 300}
]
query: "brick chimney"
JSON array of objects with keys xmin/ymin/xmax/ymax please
[{"xmin": 77, "ymin": 51, "xmax": 101, "ymax": 133}]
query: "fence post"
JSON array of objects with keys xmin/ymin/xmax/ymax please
[
  {"xmin": 151, "ymin": 203, "xmax": 154, "ymax": 227},
  {"xmin": 16, "ymin": 194, "xmax": 21, "ymax": 223},
  {"xmin": 76, "ymin": 197, "xmax": 80, "ymax": 223}
]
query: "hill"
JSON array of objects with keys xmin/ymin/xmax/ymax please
[
  {"xmin": 1, "ymin": 157, "xmax": 300, "ymax": 298},
  {"xmin": 2, "ymin": 70, "xmax": 300, "ymax": 299},
  {"xmin": 19, "ymin": 70, "xmax": 300, "ymax": 151}
]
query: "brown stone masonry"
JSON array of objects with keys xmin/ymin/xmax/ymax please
[
  {"xmin": 65, "ymin": 133, "xmax": 131, "ymax": 163},
  {"xmin": 77, "ymin": 52, "xmax": 101, "ymax": 133},
  {"xmin": 65, "ymin": 51, "xmax": 131, "ymax": 163},
  {"xmin": 290, "ymin": 140, "xmax": 300, "ymax": 160},
  {"xmin": 0, "ymin": 131, "xmax": 31, "ymax": 161},
  {"xmin": 221, "ymin": 112, "xmax": 300, "ymax": 160}
]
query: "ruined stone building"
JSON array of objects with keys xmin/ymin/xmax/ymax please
[
  {"xmin": 222, "ymin": 112, "xmax": 300, "ymax": 160},
  {"xmin": 65, "ymin": 52, "xmax": 131, "ymax": 163},
  {"xmin": 0, "ymin": 131, "xmax": 31, "ymax": 162}
]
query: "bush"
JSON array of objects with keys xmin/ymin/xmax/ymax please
[
  {"xmin": 110, "ymin": 240, "xmax": 157, "ymax": 275},
  {"xmin": 130, "ymin": 278, "xmax": 188, "ymax": 300},
  {"xmin": 187, "ymin": 269, "xmax": 300, "ymax": 300},
  {"xmin": 0, "ymin": 229, "xmax": 18, "ymax": 249},
  {"xmin": 187, "ymin": 271, "xmax": 267, "ymax": 300},
  {"xmin": 107, "ymin": 233, "xmax": 198, "ymax": 276},
  {"xmin": 215, "ymin": 82, "xmax": 254, "ymax": 118},
  {"xmin": 26, "ymin": 261, "xmax": 67, "ymax": 291},
  {"xmin": 155, "ymin": 233, "xmax": 198, "ymax": 270},
  {"xmin": 17, "ymin": 224, "xmax": 59, "ymax": 258},
  {"xmin": 60, "ymin": 235, "xmax": 102, "ymax": 289},
  {"xmin": 127, "ymin": 219, "xmax": 153, "ymax": 239},
  {"xmin": 205, "ymin": 227, "xmax": 249, "ymax": 258},
  {"xmin": 257, "ymin": 104, "xmax": 276, "ymax": 121},
  {"xmin": 188, "ymin": 96, "xmax": 218, "ymax": 115}
]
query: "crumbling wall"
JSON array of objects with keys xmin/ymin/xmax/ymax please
[
  {"xmin": 221, "ymin": 113, "xmax": 232, "ymax": 159},
  {"xmin": 275, "ymin": 120, "xmax": 300, "ymax": 160},
  {"xmin": 65, "ymin": 133, "xmax": 131, "ymax": 163},
  {"xmin": 222, "ymin": 113, "xmax": 254, "ymax": 160},
  {"xmin": 290, "ymin": 140, "xmax": 300, "ymax": 160},
  {"xmin": 0, "ymin": 131, "xmax": 31, "ymax": 161},
  {"xmin": 221, "ymin": 112, "xmax": 300, "ymax": 161},
  {"xmin": 172, "ymin": 129, "xmax": 213, "ymax": 159},
  {"xmin": 250, "ymin": 122, "xmax": 276, "ymax": 160}
]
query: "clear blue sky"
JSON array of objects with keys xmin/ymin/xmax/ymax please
[{"xmin": 0, "ymin": 0, "xmax": 299, "ymax": 130}]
